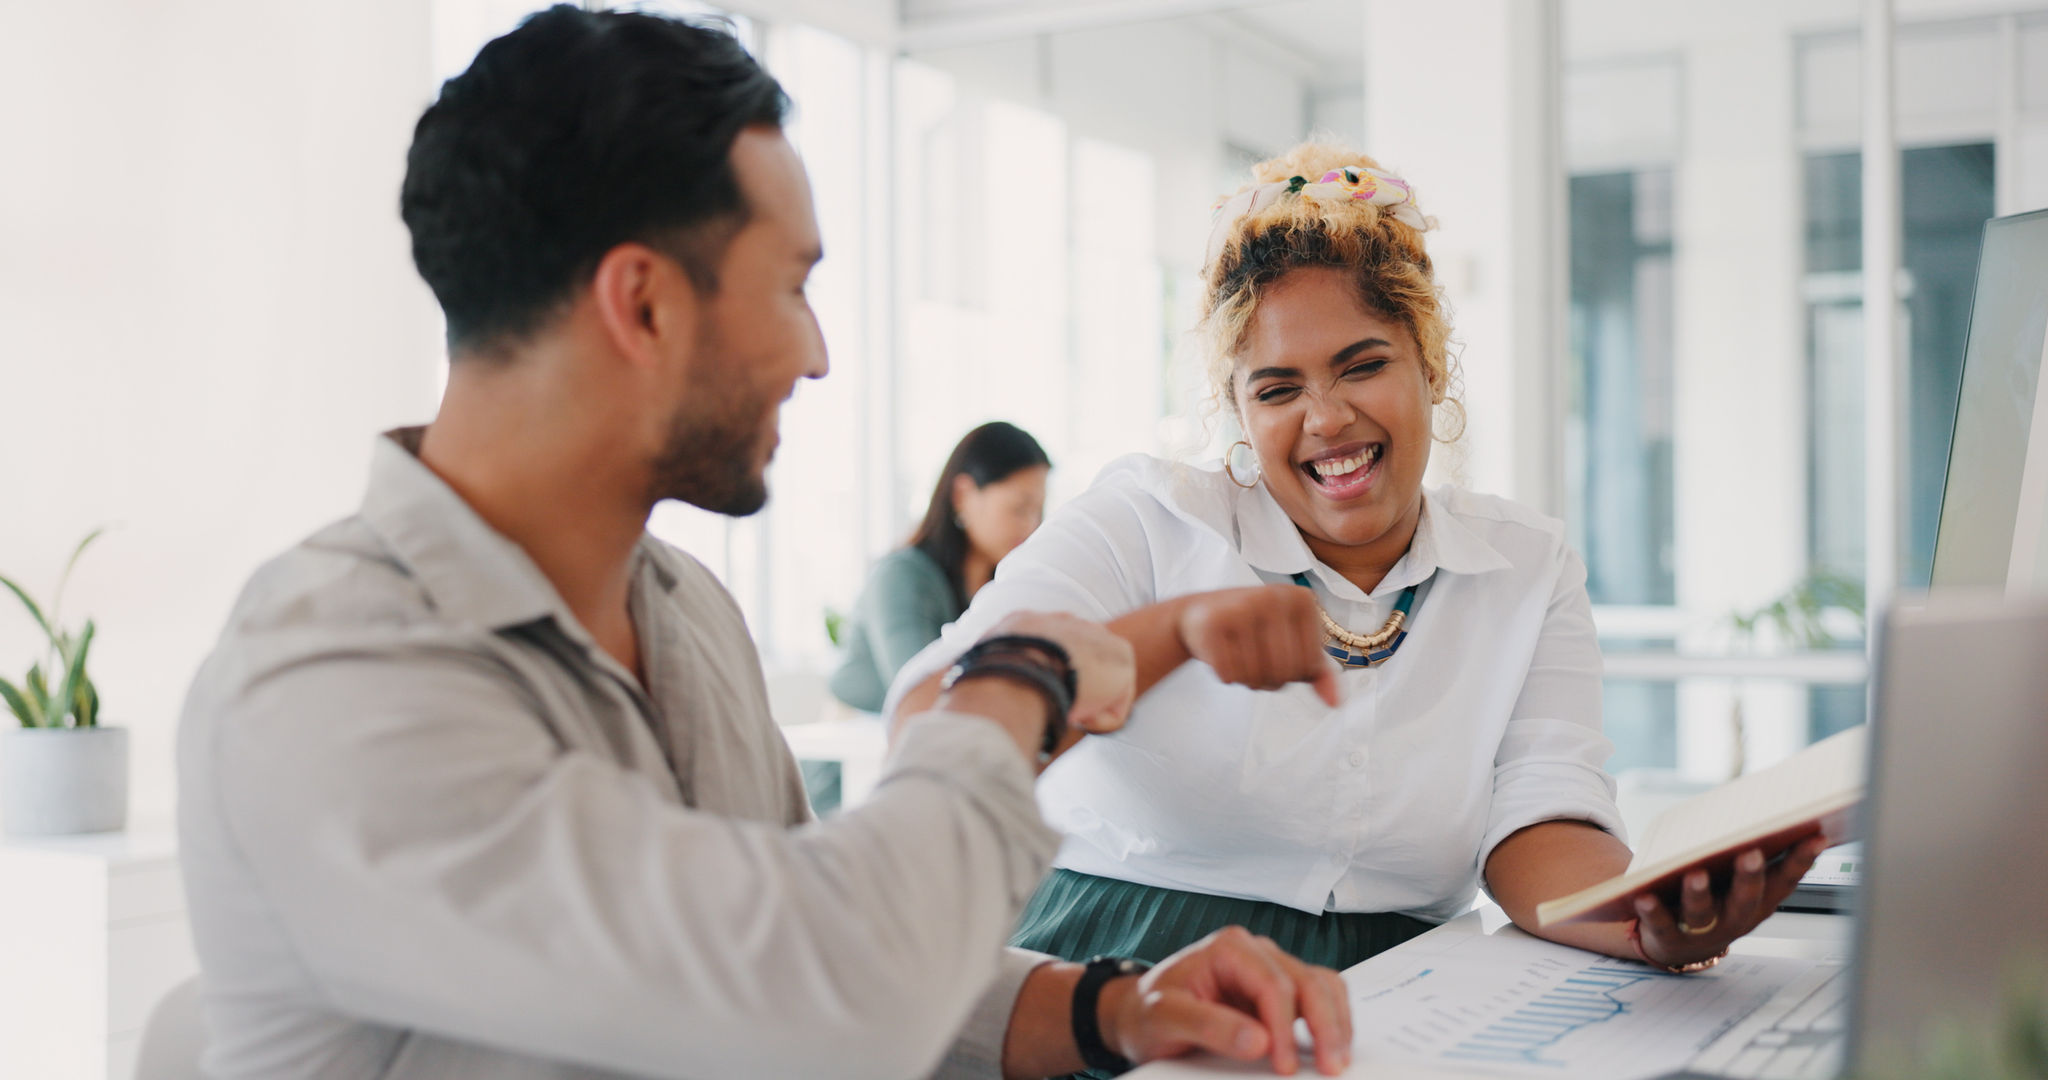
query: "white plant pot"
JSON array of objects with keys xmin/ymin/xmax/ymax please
[{"xmin": 0, "ymin": 725, "xmax": 129, "ymax": 837}]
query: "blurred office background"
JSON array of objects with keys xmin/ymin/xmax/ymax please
[{"xmin": 5, "ymin": 0, "xmax": 2048, "ymax": 826}]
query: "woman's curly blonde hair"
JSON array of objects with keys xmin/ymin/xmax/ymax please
[{"xmin": 1199, "ymin": 142, "xmax": 1464, "ymax": 441}]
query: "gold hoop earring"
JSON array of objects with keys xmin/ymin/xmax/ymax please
[{"xmin": 1224, "ymin": 439, "xmax": 1260, "ymax": 489}]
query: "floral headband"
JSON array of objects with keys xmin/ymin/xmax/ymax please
[{"xmin": 1203, "ymin": 166, "xmax": 1428, "ymax": 271}]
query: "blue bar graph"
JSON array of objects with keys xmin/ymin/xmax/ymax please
[{"xmin": 1438, "ymin": 962, "xmax": 1680, "ymax": 1068}]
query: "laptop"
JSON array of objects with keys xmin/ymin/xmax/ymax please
[{"xmin": 1662, "ymin": 593, "xmax": 2048, "ymax": 1080}]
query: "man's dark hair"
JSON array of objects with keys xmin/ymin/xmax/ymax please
[{"xmin": 401, "ymin": 5, "xmax": 789, "ymax": 352}]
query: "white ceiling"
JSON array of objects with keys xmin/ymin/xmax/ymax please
[
  {"xmin": 1202, "ymin": 0, "xmax": 1364, "ymax": 86},
  {"xmin": 897, "ymin": 0, "xmax": 1366, "ymax": 88}
]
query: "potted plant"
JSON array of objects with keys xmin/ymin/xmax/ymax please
[
  {"xmin": 0, "ymin": 528, "xmax": 127, "ymax": 837},
  {"xmin": 1722, "ymin": 569, "xmax": 1864, "ymax": 778}
]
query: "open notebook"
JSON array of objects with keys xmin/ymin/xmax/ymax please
[{"xmin": 1535, "ymin": 725, "xmax": 1867, "ymax": 927}]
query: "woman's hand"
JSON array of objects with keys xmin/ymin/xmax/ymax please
[
  {"xmin": 1632, "ymin": 835, "xmax": 1830, "ymax": 968},
  {"xmin": 1175, "ymin": 585, "xmax": 1342, "ymax": 706}
]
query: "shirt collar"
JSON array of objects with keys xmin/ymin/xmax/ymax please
[
  {"xmin": 1232, "ymin": 477, "xmax": 1513, "ymax": 601},
  {"xmin": 358, "ymin": 427, "xmax": 674, "ymax": 632}
]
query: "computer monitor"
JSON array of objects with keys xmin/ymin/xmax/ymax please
[{"xmin": 1928, "ymin": 208, "xmax": 2048, "ymax": 592}]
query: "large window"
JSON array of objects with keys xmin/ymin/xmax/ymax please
[
  {"xmin": 1802, "ymin": 141, "xmax": 1994, "ymax": 741},
  {"xmin": 1568, "ymin": 170, "xmax": 1677, "ymax": 608},
  {"xmin": 1804, "ymin": 143, "xmax": 1997, "ymax": 589},
  {"xmin": 645, "ymin": 26, "xmax": 1171, "ymax": 674},
  {"xmin": 1567, "ymin": 170, "xmax": 1680, "ymax": 771},
  {"xmin": 892, "ymin": 61, "xmax": 1166, "ymax": 525}
]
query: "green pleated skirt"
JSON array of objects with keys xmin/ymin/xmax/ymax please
[{"xmin": 1011, "ymin": 868, "xmax": 1437, "ymax": 973}]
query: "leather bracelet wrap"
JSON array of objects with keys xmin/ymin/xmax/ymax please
[
  {"xmin": 1072, "ymin": 955, "xmax": 1149, "ymax": 1075},
  {"xmin": 941, "ymin": 634, "xmax": 1077, "ymax": 758}
]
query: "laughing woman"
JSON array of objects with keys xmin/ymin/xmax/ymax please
[{"xmin": 889, "ymin": 144, "xmax": 1824, "ymax": 981}]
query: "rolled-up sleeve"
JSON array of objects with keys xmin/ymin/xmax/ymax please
[
  {"xmin": 1478, "ymin": 545, "xmax": 1627, "ymax": 871},
  {"xmin": 202, "ymin": 636, "xmax": 1060, "ymax": 1080}
]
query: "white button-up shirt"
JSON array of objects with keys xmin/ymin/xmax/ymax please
[{"xmin": 890, "ymin": 454, "xmax": 1625, "ymax": 923}]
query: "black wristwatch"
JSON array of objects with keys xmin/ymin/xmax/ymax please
[
  {"xmin": 1072, "ymin": 955, "xmax": 1151, "ymax": 1076},
  {"xmin": 940, "ymin": 634, "xmax": 1077, "ymax": 758}
]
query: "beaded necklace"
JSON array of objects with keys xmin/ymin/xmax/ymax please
[{"xmin": 1289, "ymin": 571, "xmax": 1421, "ymax": 668}]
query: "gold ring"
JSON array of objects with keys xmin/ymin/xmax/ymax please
[{"xmin": 1677, "ymin": 915, "xmax": 1718, "ymax": 936}]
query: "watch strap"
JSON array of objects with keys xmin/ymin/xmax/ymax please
[{"xmin": 1072, "ymin": 955, "xmax": 1149, "ymax": 1075}]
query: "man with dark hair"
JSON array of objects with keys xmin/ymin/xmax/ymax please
[{"xmin": 177, "ymin": 7, "xmax": 1352, "ymax": 1079}]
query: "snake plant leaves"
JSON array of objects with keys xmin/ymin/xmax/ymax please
[
  {"xmin": 75, "ymin": 675, "xmax": 99, "ymax": 728},
  {"xmin": 45, "ymin": 621, "xmax": 95, "ymax": 730},
  {"xmin": 48, "ymin": 527, "xmax": 106, "ymax": 624},
  {"xmin": 0, "ymin": 675, "xmax": 37, "ymax": 727},
  {"xmin": 0, "ymin": 572, "xmax": 53, "ymax": 643},
  {"xmin": 4, "ymin": 529, "xmax": 110, "ymax": 727}
]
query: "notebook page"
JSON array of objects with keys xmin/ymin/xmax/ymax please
[{"xmin": 1631, "ymin": 725, "xmax": 1866, "ymax": 869}]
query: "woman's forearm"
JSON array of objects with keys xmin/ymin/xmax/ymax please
[
  {"xmin": 1482, "ymin": 820, "xmax": 1638, "ymax": 959},
  {"xmin": 1107, "ymin": 596, "xmax": 1196, "ymax": 699}
]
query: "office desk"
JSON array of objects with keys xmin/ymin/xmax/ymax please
[
  {"xmin": 0, "ymin": 822, "xmax": 198, "ymax": 1080},
  {"xmin": 1131, "ymin": 904, "xmax": 1853, "ymax": 1079}
]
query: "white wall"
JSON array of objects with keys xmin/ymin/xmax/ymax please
[
  {"xmin": 1666, "ymin": 23, "xmax": 1812, "ymax": 777},
  {"xmin": 1361, "ymin": 0, "xmax": 1561, "ymax": 503},
  {"xmin": 722, "ymin": 0, "xmax": 896, "ymax": 48},
  {"xmin": 0, "ymin": 2, "xmax": 441, "ymax": 821}
]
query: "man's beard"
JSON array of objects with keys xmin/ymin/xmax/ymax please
[{"xmin": 647, "ymin": 367, "xmax": 772, "ymax": 518}]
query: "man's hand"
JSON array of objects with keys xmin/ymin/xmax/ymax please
[
  {"xmin": 1100, "ymin": 926, "xmax": 1353, "ymax": 1077},
  {"xmin": 1176, "ymin": 586, "xmax": 1341, "ymax": 707},
  {"xmin": 981, "ymin": 610, "xmax": 1137, "ymax": 735},
  {"xmin": 925, "ymin": 611, "xmax": 1137, "ymax": 764}
]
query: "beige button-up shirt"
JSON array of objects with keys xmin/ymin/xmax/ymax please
[{"xmin": 177, "ymin": 429, "xmax": 1058, "ymax": 1080}]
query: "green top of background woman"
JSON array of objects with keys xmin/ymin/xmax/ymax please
[{"xmin": 829, "ymin": 421, "xmax": 1050, "ymax": 712}]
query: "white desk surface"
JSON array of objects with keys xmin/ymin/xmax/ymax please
[{"xmin": 1129, "ymin": 904, "xmax": 1854, "ymax": 1079}]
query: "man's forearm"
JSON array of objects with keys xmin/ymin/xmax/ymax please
[
  {"xmin": 1000, "ymin": 961, "xmax": 1143, "ymax": 1079},
  {"xmin": 935, "ymin": 680, "xmax": 1054, "ymax": 762}
]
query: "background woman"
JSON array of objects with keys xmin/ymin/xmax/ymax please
[
  {"xmin": 830, "ymin": 421, "xmax": 1050, "ymax": 712},
  {"xmin": 890, "ymin": 145, "xmax": 1823, "ymax": 981}
]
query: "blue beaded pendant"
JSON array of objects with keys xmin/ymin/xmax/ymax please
[{"xmin": 1290, "ymin": 572, "xmax": 1419, "ymax": 668}]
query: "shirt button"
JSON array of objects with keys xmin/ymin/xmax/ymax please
[{"xmin": 1347, "ymin": 751, "xmax": 1365, "ymax": 768}]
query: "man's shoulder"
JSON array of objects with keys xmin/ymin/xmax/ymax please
[
  {"xmin": 229, "ymin": 515, "xmax": 435, "ymax": 639},
  {"xmin": 180, "ymin": 515, "xmax": 476, "ymax": 762}
]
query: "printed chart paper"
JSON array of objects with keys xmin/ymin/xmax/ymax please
[{"xmin": 1345, "ymin": 927, "xmax": 1816, "ymax": 1078}]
